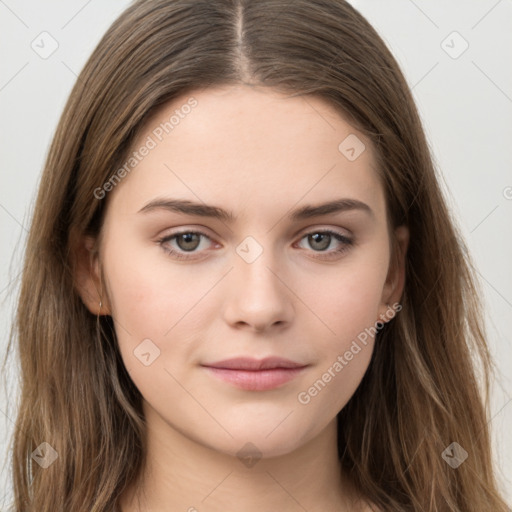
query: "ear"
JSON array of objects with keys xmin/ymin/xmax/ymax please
[
  {"xmin": 73, "ymin": 235, "xmax": 111, "ymax": 315},
  {"xmin": 377, "ymin": 225, "xmax": 409, "ymax": 321}
]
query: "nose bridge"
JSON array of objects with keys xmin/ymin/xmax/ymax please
[
  {"xmin": 234, "ymin": 238, "xmax": 284, "ymax": 303},
  {"xmin": 223, "ymin": 235, "xmax": 294, "ymax": 330}
]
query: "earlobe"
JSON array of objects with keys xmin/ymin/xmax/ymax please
[
  {"xmin": 378, "ymin": 225, "xmax": 409, "ymax": 321},
  {"xmin": 73, "ymin": 235, "xmax": 111, "ymax": 316}
]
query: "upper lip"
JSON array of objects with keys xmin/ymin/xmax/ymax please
[{"xmin": 202, "ymin": 357, "xmax": 307, "ymax": 371}]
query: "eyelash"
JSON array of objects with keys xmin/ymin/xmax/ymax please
[{"xmin": 157, "ymin": 229, "xmax": 353, "ymax": 261}]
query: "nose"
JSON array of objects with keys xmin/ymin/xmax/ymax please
[{"xmin": 222, "ymin": 251, "xmax": 294, "ymax": 333}]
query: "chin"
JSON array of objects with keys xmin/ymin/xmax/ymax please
[{"xmin": 199, "ymin": 419, "xmax": 318, "ymax": 461}]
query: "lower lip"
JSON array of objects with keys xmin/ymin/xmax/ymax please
[{"xmin": 203, "ymin": 367, "xmax": 306, "ymax": 391}]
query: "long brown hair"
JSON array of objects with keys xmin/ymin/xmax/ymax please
[{"xmin": 3, "ymin": 0, "xmax": 509, "ymax": 510}]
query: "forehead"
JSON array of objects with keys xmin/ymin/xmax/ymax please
[{"xmin": 107, "ymin": 84, "xmax": 385, "ymax": 221}]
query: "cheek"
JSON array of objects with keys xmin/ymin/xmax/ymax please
[
  {"xmin": 294, "ymin": 295, "xmax": 379, "ymax": 419},
  {"xmin": 292, "ymin": 251, "xmax": 389, "ymax": 410},
  {"xmin": 103, "ymin": 236, "xmax": 214, "ymax": 337},
  {"xmin": 101, "ymin": 237, "xmax": 227, "ymax": 393},
  {"xmin": 297, "ymin": 254, "xmax": 389, "ymax": 347}
]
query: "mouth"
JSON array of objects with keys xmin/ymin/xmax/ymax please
[{"xmin": 201, "ymin": 357, "xmax": 308, "ymax": 391}]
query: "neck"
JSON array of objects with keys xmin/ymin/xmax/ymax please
[{"xmin": 119, "ymin": 401, "xmax": 363, "ymax": 512}]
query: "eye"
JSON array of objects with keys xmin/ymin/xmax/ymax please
[
  {"xmin": 296, "ymin": 230, "xmax": 353, "ymax": 259},
  {"xmin": 158, "ymin": 230, "xmax": 216, "ymax": 260},
  {"xmin": 157, "ymin": 228, "xmax": 353, "ymax": 261}
]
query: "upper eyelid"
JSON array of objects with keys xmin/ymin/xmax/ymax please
[{"xmin": 160, "ymin": 224, "xmax": 352, "ymax": 239}]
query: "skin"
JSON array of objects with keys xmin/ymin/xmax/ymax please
[{"xmin": 76, "ymin": 84, "xmax": 408, "ymax": 511}]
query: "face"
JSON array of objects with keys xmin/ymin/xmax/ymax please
[{"xmin": 81, "ymin": 84, "xmax": 407, "ymax": 459}]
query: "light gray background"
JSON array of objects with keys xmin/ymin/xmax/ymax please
[{"xmin": 1, "ymin": 0, "xmax": 511, "ymax": 507}]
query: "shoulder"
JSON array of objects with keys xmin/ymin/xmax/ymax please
[{"xmin": 361, "ymin": 502, "xmax": 383, "ymax": 512}]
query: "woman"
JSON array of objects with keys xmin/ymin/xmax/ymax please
[{"xmin": 4, "ymin": 0, "xmax": 509, "ymax": 510}]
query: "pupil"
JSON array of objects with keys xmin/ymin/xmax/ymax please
[
  {"xmin": 178, "ymin": 233, "xmax": 200, "ymax": 251},
  {"xmin": 309, "ymin": 233, "xmax": 330, "ymax": 251}
]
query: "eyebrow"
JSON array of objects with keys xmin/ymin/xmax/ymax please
[{"xmin": 137, "ymin": 197, "xmax": 374, "ymax": 222}]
